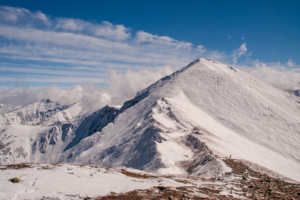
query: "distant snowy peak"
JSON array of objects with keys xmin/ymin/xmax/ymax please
[{"xmin": 0, "ymin": 98, "xmax": 71, "ymax": 126}]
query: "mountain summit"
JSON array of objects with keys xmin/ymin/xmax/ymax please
[{"xmin": 1, "ymin": 58, "xmax": 300, "ymax": 182}]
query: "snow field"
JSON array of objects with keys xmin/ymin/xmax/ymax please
[{"xmin": 0, "ymin": 163, "xmax": 189, "ymax": 200}]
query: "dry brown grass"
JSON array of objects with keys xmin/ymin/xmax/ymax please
[
  {"xmin": 119, "ymin": 169, "xmax": 157, "ymax": 179},
  {"xmin": 95, "ymin": 188, "xmax": 209, "ymax": 200},
  {"xmin": 39, "ymin": 165, "xmax": 54, "ymax": 170},
  {"xmin": 1, "ymin": 163, "xmax": 32, "ymax": 170},
  {"xmin": 174, "ymin": 179, "xmax": 193, "ymax": 184}
]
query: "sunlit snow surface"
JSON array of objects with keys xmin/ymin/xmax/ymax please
[
  {"xmin": 0, "ymin": 163, "xmax": 188, "ymax": 199},
  {"xmin": 164, "ymin": 91, "xmax": 300, "ymax": 181}
]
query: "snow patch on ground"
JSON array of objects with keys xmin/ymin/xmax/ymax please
[{"xmin": 0, "ymin": 163, "xmax": 189, "ymax": 200}]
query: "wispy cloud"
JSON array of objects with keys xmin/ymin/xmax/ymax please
[
  {"xmin": 235, "ymin": 60, "xmax": 300, "ymax": 91},
  {"xmin": 0, "ymin": 6, "xmax": 29, "ymax": 21},
  {"xmin": 0, "ymin": 6, "xmax": 49, "ymax": 25},
  {"xmin": 232, "ymin": 43, "xmax": 248, "ymax": 64},
  {"xmin": 0, "ymin": 6, "xmax": 226, "ymax": 85},
  {"xmin": 287, "ymin": 59, "xmax": 295, "ymax": 68},
  {"xmin": 0, "ymin": 66, "xmax": 173, "ymax": 114},
  {"xmin": 0, "ymin": 6, "xmax": 299, "ymax": 114}
]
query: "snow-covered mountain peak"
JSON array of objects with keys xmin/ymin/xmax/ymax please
[
  {"xmin": 83, "ymin": 57, "xmax": 300, "ymax": 180},
  {"xmin": 1, "ymin": 58, "xmax": 300, "ymax": 183},
  {"xmin": 38, "ymin": 98, "xmax": 51, "ymax": 102},
  {"xmin": 133, "ymin": 58, "xmax": 239, "ymax": 97},
  {"xmin": 0, "ymin": 98, "xmax": 69, "ymax": 126},
  {"xmin": 0, "ymin": 97, "xmax": 87, "ymax": 128}
]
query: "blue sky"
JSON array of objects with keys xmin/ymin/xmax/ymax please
[{"xmin": 0, "ymin": 0, "xmax": 299, "ymax": 89}]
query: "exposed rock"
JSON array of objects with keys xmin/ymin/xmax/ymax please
[
  {"xmin": 157, "ymin": 186, "xmax": 166, "ymax": 191},
  {"xmin": 180, "ymin": 134, "xmax": 223, "ymax": 176},
  {"xmin": 166, "ymin": 186, "xmax": 176, "ymax": 191},
  {"xmin": 9, "ymin": 177, "xmax": 21, "ymax": 183},
  {"xmin": 169, "ymin": 196, "xmax": 179, "ymax": 200},
  {"xmin": 183, "ymin": 194, "xmax": 194, "ymax": 199}
]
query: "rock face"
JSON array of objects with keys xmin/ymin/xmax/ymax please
[{"xmin": 1, "ymin": 58, "xmax": 300, "ymax": 182}]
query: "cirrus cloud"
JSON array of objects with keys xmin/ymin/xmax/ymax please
[{"xmin": 0, "ymin": 5, "xmax": 225, "ymax": 88}]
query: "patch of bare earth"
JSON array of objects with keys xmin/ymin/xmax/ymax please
[
  {"xmin": 118, "ymin": 169, "xmax": 157, "ymax": 179},
  {"xmin": 222, "ymin": 159, "xmax": 300, "ymax": 199},
  {"xmin": 0, "ymin": 163, "xmax": 33, "ymax": 170},
  {"xmin": 94, "ymin": 159, "xmax": 300, "ymax": 200},
  {"xmin": 91, "ymin": 187, "xmax": 208, "ymax": 200}
]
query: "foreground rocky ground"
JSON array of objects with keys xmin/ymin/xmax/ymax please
[
  {"xmin": 1, "ymin": 159, "xmax": 300, "ymax": 200},
  {"xmin": 89, "ymin": 159, "xmax": 300, "ymax": 200}
]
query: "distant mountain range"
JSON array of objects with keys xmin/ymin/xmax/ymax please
[{"xmin": 1, "ymin": 58, "xmax": 300, "ymax": 182}]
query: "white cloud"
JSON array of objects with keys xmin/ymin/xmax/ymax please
[
  {"xmin": 287, "ymin": 59, "xmax": 295, "ymax": 68},
  {"xmin": 0, "ymin": 66, "xmax": 174, "ymax": 114},
  {"xmin": 0, "ymin": 75, "xmax": 106, "ymax": 83},
  {"xmin": 236, "ymin": 60, "xmax": 300, "ymax": 91},
  {"xmin": 0, "ymin": 26, "xmax": 131, "ymax": 51},
  {"xmin": 107, "ymin": 66, "xmax": 173, "ymax": 104},
  {"xmin": 0, "ymin": 5, "xmax": 299, "ymax": 114},
  {"xmin": 55, "ymin": 19, "xmax": 131, "ymax": 40},
  {"xmin": 0, "ymin": 6, "xmax": 49, "ymax": 26},
  {"xmin": 135, "ymin": 31, "xmax": 192, "ymax": 49},
  {"xmin": 0, "ymin": 6, "xmax": 29, "ymax": 21},
  {"xmin": 92, "ymin": 21, "xmax": 131, "ymax": 40},
  {"xmin": 34, "ymin": 11, "xmax": 50, "ymax": 26},
  {"xmin": 0, "ymin": 65, "xmax": 105, "ymax": 77},
  {"xmin": 0, "ymin": 6, "xmax": 222, "ymax": 85},
  {"xmin": 56, "ymin": 18, "xmax": 85, "ymax": 31},
  {"xmin": 197, "ymin": 45, "xmax": 206, "ymax": 54},
  {"xmin": 232, "ymin": 43, "xmax": 247, "ymax": 64}
]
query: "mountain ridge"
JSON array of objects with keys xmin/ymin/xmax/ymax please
[{"xmin": 1, "ymin": 58, "xmax": 300, "ymax": 182}]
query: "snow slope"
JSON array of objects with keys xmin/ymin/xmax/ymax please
[
  {"xmin": 0, "ymin": 99, "xmax": 72, "ymax": 126},
  {"xmin": 1, "ymin": 58, "xmax": 300, "ymax": 182},
  {"xmin": 0, "ymin": 100, "xmax": 119, "ymax": 165},
  {"xmin": 63, "ymin": 58, "xmax": 300, "ymax": 181},
  {"xmin": 0, "ymin": 163, "xmax": 188, "ymax": 199}
]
